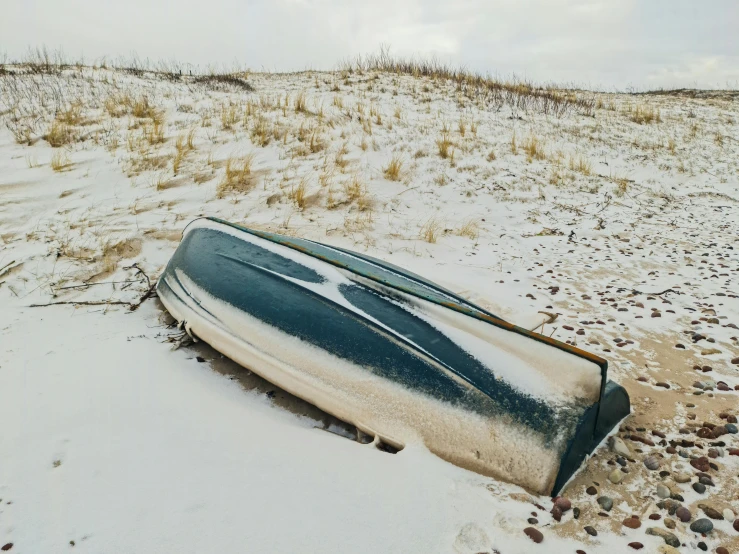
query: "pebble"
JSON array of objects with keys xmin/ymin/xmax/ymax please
[
  {"xmin": 676, "ymin": 506, "xmax": 692, "ymax": 522},
  {"xmin": 611, "ymin": 436, "xmax": 632, "ymax": 457},
  {"xmin": 716, "ymin": 547, "xmax": 729, "ymax": 554},
  {"xmin": 691, "ymin": 457, "xmax": 711, "ymax": 472},
  {"xmin": 735, "ymin": 519, "xmax": 739, "ymax": 532},
  {"xmin": 656, "ymin": 484, "xmax": 670, "ymax": 499},
  {"xmin": 551, "ymin": 505, "xmax": 562, "ymax": 522},
  {"xmin": 1, "ymin": 545, "xmax": 11, "ymax": 552},
  {"xmin": 606, "ymin": 469, "xmax": 624, "ymax": 486},
  {"xmin": 726, "ymin": 423, "xmax": 738, "ymax": 434},
  {"xmin": 698, "ymin": 504, "xmax": 723, "ymax": 520},
  {"xmin": 698, "ymin": 427, "xmax": 714, "ymax": 438},
  {"xmin": 527, "ymin": 518, "xmax": 538, "ymax": 525},
  {"xmin": 664, "ymin": 518, "xmax": 676, "ymax": 529},
  {"xmin": 657, "ymin": 500, "xmax": 681, "ymax": 516},
  {"xmin": 584, "ymin": 525, "xmax": 597, "ymax": 537},
  {"xmin": 623, "ymin": 517, "xmax": 641, "ymax": 529},
  {"xmin": 554, "ymin": 497, "xmax": 571, "ymax": 512},
  {"xmin": 649, "ymin": 514, "xmax": 661, "ymax": 520},
  {"xmin": 697, "ymin": 542, "xmax": 707, "ymax": 551},
  {"xmin": 674, "ymin": 472, "xmax": 692, "ymax": 483},
  {"xmin": 627, "ymin": 543, "xmax": 643, "ymax": 550},
  {"xmin": 693, "ymin": 482, "xmax": 707, "ymax": 494},
  {"xmin": 586, "ymin": 485, "xmax": 597, "ymax": 495},
  {"xmin": 699, "ymin": 475, "xmax": 715, "ymax": 487},
  {"xmin": 657, "ymin": 547, "xmax": 680, "ymax": 554},
  {"xmin": 713, "ymin": 425, "xmax": 728, "ymax": 438},
  {"xmin": 690, "ymin": 518, "xmax": 714, "ymax": 534},
  {"xmin": 644, "ymin": 456, "xmax": 660, "ymax": 470},
  {"xmin": 597, "ymin": 496, "xmax": 613, "ymax": 512},
  {"xmin": 523, "ymin": 527, "xmax": 543, "ymax": 544},
  {"xmin": 646, "ymin": 527, "xmax": 680, "ymax": 547},
  {"xmin": 630, "ymin": 434, "xmax": 655, "ymax": 446},
  {"xmin": 723, "ymin": 509, "xmax": 735, "ymax": 523}
]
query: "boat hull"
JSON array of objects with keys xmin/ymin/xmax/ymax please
[{"xmin": 157, "ymin": 218, "xmax": 630, "ymax": 495}]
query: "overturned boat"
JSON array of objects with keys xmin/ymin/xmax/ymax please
[{"xmin": 157, "ymin": 217, "xmax": 630, "ymax": 495}]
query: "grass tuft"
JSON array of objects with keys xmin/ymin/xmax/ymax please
[
  {"xmin": 343, "ymin": 174, "xmax": 371, "ymax": 211},
  {"xmin": 288, "ymin": 177, "xmax": 308, "ymax": 209},
  {"xmin": 628, "ymin": 104, "xmax": 661, "ymax": 124},
  {"xmin": 216, "ymin": 153, "xmax": 256, "ymax": 197},
  {"xmin": 522, "ymin": 135, "xmax": 546, "ymax": 161},
  {"xmin": 419, "ymin": 217, "xmax": 442, "ymax": 243},
  {"xmin": 250, "ymin": 116, "xmax": 271, "ymax": 147},
  {"xmin": 46, "ymin": 120, "xmax": 74, "ymax": 147},
  {"xmin": 221, "ymin": 103, "xmax": 241, "ymax": 130},
  {"xmin": 294, "ymin": 90, "xmax": 308, "ymax": 113},
  {"xmin": 51, "ymin": 151, "xmax": 72, "ymax": 172},
  {"xmin": 456, "ymin": 219, "xmax": 479, "ymax": 240},
  {"xmin": 568, "ymin": 154, "xmax": 592, "ymax": 176},
  {"xmin": 436, "ymin": 132, "xmax": 453, "ymax": 159},
  {"xmin": 383, "ymin": 154, "xmax": 403, "ymax": 181}
]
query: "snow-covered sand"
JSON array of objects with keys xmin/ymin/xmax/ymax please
[{"xmin": 1, "ymin": 64, "xmax": 738, "ymax": 552}]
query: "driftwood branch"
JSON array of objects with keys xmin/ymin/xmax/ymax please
[
  {"xmin": 56, "ymin": 280, "xmax": 140, "ymax": 290},
  {"xmin": 0, "ymin": 260, "xmax": 19, "ymax": 278},
  {"xmin": 630, "ymin": 288, "xmax": 679, "ymax": 296},
  {"xmin": 129, "ymin": 282, "xmax": 158, "ymax": 312},
  {"xmin": 29, "ymin": 263, "xmax": 159, "ymax": 310},
  {"xmin": 28, "ymin": 285, "xmax": 157, "ymax": 310},
  {"xmin": 29, "ymin": 300, "xmax": 130, "ymax": 308},
  {"xmin": 124, "ymin": 262, "xmax": 151, "ymax": 289}
]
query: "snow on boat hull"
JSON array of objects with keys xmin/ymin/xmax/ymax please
[{"xmin": 157, "ymin": 218, "xmax": 630, "ymax": 495}]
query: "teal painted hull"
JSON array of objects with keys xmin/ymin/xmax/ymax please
[{"xmin": 157, "ymin": 217, "xmax": 630, "ymax": 495}]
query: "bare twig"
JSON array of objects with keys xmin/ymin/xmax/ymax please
[
  {"xmin": 629, "ymin": 288, "xmax": 680, "ymax": 296},
  {"xmin": 56, "ymin": 280, "xmax": 140, "ymax": 290},
  {"xmin": 29, "ymin": 300, "xmax": 130, "ymax": 308},
  {"xmin": 129, "ymin": 282, "xmax": 158, "ymax": 312},
  {"xmin": 394, "ymin": 186, "xmax": 419, "ymax": 197},
  {"xmin": 0, "ymin": 260, "xmax": 19, "ymax": 277},
  {"xmin": 123, "ymin": 262, "xmax": 151, "ymax": 289},
  {"xmin": 28, "ymin": 261, "xmax": 158, "ymax": 310}
]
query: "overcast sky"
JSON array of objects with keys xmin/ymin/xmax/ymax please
[{"xmin": 2, "ymin": 0, "xmax": 738, "ymax": 90}]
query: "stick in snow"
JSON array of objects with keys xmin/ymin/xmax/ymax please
[{"xmin": 28, "ymin": 300, "xmax": 131, "ymax": 308}]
